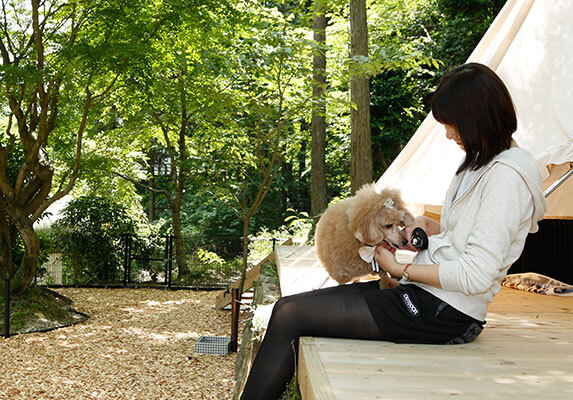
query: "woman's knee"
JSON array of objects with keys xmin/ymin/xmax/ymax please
[{"xmin": 270, "ymin": 296, "xmax": 306, "ymax": 329}]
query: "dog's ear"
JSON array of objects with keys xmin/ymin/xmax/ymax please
[{"xmin": 354, "ymin": 231, "xmax": 365, "ymax": 243}]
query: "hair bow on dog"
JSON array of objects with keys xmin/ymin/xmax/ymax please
[
  {"xmin": 383, "ymin": 198, "xmax": 395, "ymax": 209},
  {"xmin": 359, "ymin": 245, "xmax": 381, "ymax": 273}
]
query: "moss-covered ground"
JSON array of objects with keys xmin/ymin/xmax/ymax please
[{"xmin": 0, "ymin": 285, "xmax": 86, "ymax": 335}]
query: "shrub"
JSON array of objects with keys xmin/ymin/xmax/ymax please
[{"xmin": 52, "ymin": 196, "xmax": 137, "ymax": 284}]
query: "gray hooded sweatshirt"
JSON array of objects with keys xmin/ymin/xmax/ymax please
[{"xmin": 409, "ymin": 146, "xmax": 547, "ymax": 321}]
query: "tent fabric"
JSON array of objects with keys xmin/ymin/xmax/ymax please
[{"xmin": 376, "ymin": 0, "xmax": 573, "ymax": 218}]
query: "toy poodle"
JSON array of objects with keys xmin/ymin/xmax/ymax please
[{"xmin": 315, "ymin": 183, "xmax": 414, "ymax": 289}]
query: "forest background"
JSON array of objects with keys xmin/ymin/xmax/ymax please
[{"xmin": 1, "ymin": 0, "xmax": 505, "ymax": 296}]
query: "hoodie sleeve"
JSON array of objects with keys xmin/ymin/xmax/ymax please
[{"xmin": 438, "ymin": 164, "xmax": 535, "ymax": 295}]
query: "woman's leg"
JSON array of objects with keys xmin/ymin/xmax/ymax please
[{"xmin": 240, "ymin": 282, "xmax": 383, "ymax": 400}]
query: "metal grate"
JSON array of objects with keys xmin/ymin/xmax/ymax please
[{"xmin": 194, "ymin": 336, "xmax": 231, "ymax": 355}]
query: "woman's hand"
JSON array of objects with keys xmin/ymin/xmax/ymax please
[
  {"xmin": 401, "ymin": 215, "xmax": 440, "ymax": 251},
  {"xmin": 375, "ymin": 242, "xmax": 442, "ymax": 288},
  {"xmin": 374, "ymin": 243, "xmax": 402, "ymax": 279}
]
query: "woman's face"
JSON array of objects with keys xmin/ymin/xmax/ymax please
[{"xmin": 444, "ymin": 124, "xmax": 465, "ymax": 151}]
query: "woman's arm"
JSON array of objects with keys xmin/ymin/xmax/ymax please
[
  {"xmin": 438, "ymin": 166, "xmax": 533, "ymax": 295},
  {"xmin": 374, "ymin": 245, "xmax": 442, "ymax": 288},
  {"xmin": 377, "ymin": 165, "xmax": 534, "ymax": 294},
  {"xmin": 414, "ymin": 215, "xmax": 441, "ymax": 237}
]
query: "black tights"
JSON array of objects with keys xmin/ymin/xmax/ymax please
[{"xmin": 240, "ymin": 282, "xmax": 383, "ymax": 400}]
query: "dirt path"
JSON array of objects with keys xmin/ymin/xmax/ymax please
[{"xmin": 0, "ymin": 288, "xmax": 244, "ymax": 400}]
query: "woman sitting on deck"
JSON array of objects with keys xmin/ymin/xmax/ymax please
[{"xmin": 240, "ymin": 63, "xmax": 547, "ymax": 400}]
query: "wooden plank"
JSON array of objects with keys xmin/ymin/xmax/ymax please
[
  {"xmin": 488, "ymin": 288, "xmax": 573, "ymax": 313},
  {"xmin": 214, "ymin": 238, "xmax": 292, "ymax": 309},
  {"xmin": 298, "ymin": 337, "xmax": 336, "ymax": 400},
  {"xmin": 310, "ymin": 329, "xmax": 573, "ymax": 357},
  {"xmin": 321, "ymin": 357, "xmax": 572, "ymax": 375},
  {"xmin": 423, "ymin": 210, "xmax": 441, "ymax": 223},
  {"xmin": 274, "ymin": 245, "xmax": 338, "ymax": 296},
  {"xmin": 324, "ymin": 374, "xmax": 572, "ymax": 399},
  {"xmin": 314, "ymin": 342, "xmax": 573, "ymax": 366}
]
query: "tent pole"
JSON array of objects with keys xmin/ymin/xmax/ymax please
[{"xmin": 543, "ymin": 164, "xmax": 573, "ymax": 198}]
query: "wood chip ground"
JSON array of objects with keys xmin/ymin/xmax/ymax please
[{"xmin": 0, "ymin": 288, "xmax": 246, "ymax": 400}]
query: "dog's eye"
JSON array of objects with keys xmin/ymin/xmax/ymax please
[{"xmin": 385, "ymin": 224, "xmax": 393, "ymax": 229}]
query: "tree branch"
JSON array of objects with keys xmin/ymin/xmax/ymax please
[
  {"xmin": 30, "ymin": 81, "xmax": 92, "ymax": 221},
  {"xmin": 0, "ymin": 33, "xmax": 10, "ymax": 64},
  {"xmin": 113, "ymin": 171, "xmax": 174, "ymax": 209},
  {"xmin": 90, "ymin": 71, "xmax": 122, "ymax": 104},
  {"xmin": 31, "ymin": 0, "xmax": 45, "ymax": 70}
]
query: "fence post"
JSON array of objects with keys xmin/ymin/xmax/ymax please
[
  {"xmin": 4, "ymin": 278, "xmax": 10, "ymax": 339},
  {"xmin": 163, "ymin": 235, "xmax": 169, "ymax": 286},
  {"xmin": 230, "ymin": 287, "xmax": 239, "ymax": 352},
  {"xmin": 123, "ymin": 235, "xmax": 132, "ymax": 287},
  {"xmin": 123, "ymin": 235, "xmax": 127, "ymax": 286},
  {"xmin": 167, "ymin": 235, "xmax": 173, "ymax": 290},
  {"xmin": 128, "ymin": 236, "xmax": 133, "ymax": 286}
]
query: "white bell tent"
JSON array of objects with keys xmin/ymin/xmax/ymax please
[
  {"xmin": 376, "ymin": 0, "xmax": 572, "ymax": 219},
  {"xmin": 376, "ymin": 0, "xmax": 573, "ymax": 283}
]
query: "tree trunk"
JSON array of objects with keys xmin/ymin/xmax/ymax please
[
  {"xmin": 148, "ymin": 151, "xmax": 156, "ymax": 222},
  {"xmin": 240, "ymin": 217, "xmax": 250, "ymax": 299},
  {"xmin": 311, "ymin": 0, "xmax": 328, "ymax": 225},
  {"xmin": 9, "ymin": 217, "xmax": 40, "ymax": 295},
  {"xmin": 0, "ymin": 202, "xmax": 13, "ymax": 282},
  {"xmin": 349, "ymin": 0, "xmax": 373, "ymax": 195},
  {"xmin": 170, "ymin": 200, "xmax": 189, "ymax": 278}
]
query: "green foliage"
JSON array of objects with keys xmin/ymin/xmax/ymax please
[
  {"xmin": 52, "ymin": 196, "xmax": 137, "ymax": 284},
  {"xmin": 3, "ymin": 0, "xmax": 507, "ymax": 285},
  {"xmin": 370, "ymin": 69, "xmax": 430, "ymax": 177},
  {"xmin": 196, "ymin": 248, "xmax": 225, "ymax": 266},
  {"xmin": 367, "ymin": 0, "xmax": 504, "ymax": 177},
  {"xmin": 432, "ymin": 0, "xmax": 506, "ymax": 69},
  {"xmin": 176, "ymin": 255, "xmax": 242, "ymax": 287},
  {"xmin": 176, "ymin": 186, "xmax": 243, "ymax": 245},
  {"xmin": 284, "ymin": 379, "xmax": 302, "ymax": 400},
  {"xmin": 249, "ymin": 211, "xmax": 312, "ymax": 262}
]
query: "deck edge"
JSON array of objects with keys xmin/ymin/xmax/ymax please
[{"xmin": 299, "ymin": 337, "xmax": 336, "ymax": 400}]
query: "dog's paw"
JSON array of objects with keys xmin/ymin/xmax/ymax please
[{"xmin": 378, "ymin": 273, "xmax": 400, "ymax": 290}]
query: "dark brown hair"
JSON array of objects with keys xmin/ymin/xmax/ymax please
[{"xmin": 431, "ymin": 63, "xmax": 516, "ymax": 174}]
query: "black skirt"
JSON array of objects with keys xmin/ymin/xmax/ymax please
[{"xmin": 358, "ymin": 281, "xmax": 485, "ymax": 345}]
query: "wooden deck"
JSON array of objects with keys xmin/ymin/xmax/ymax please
[
  {"xmin": 298, "ymin": 289, "xmax": 573, "ymax": 399},
  {"xmin": 274, "ymin": 245, "xmax": 573, "ymax": 399},
  {"xmin": 274, "ymin": 245, "xmax": 338, "ymax": 296}
]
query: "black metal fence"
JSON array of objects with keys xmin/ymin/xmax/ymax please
[
  {"xmin": 122, "ymin": 234, "xmax": 175, "ymax": 288},
  {"xmin": 3, "ymin": 278, "xmax": 10, "ymax": 338},
  {"xmin": 35, "ymin": 234, "xmax": 282, "ymax": 290},
  {"xmin": 3, "ymin": 235, "xmax": 285, "ymax": 339}
]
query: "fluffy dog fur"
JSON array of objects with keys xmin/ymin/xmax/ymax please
[{"xmin": 315, "ymin": 183, "xmax": 414, "ymax": 289}]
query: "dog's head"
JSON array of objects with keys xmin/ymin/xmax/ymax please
[{"xmin": 348, "ymin": 184, "xmax": 414, "ymax": 248}]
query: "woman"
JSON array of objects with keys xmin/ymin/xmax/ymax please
[{"xmin": 240, "ymin": 63, "xmax": 546, "ymax": 400}]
